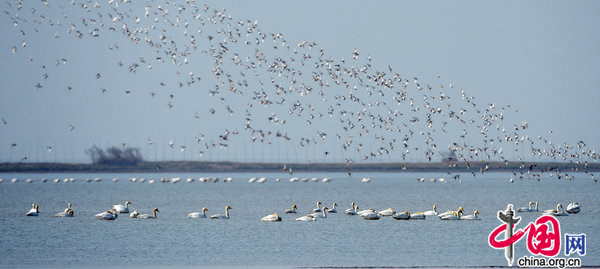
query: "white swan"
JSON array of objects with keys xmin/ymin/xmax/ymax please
[
  {"xmin": 362, "ymin": 211, "xmax": 380, "ymax": 220},
  {"xmin": 358, "ymin": 208, "xmax": 376, "ymax": 217},
  {"xmin": 566, "ymin": 202, "xmax": 581, "ymax": 214},
  {"xmin": 524, "ymin": 202, "xmax": 539, "ymax": 212},
  {"xmin": 261, "ymin": 213, "xmax": 282, "ymax": 222},
  {"xmin": 137, "ymin": 208, "xmax": 159, "ymax": 219},
  {"xmin": 63, "ymin": 203, "xmax": 73, "ymax": 213},
  {"xmin": 410, "ymin": 212, "xmax": 426, "ymax": 220},
  {"xmin": 312, "ymin": 201, "xmax": 323, "ymax": 212},
  {"xmin": 129, "ymin": 210, "xmax": 139, "ymax": 218},
  {"xmin": 285, "ymin": 204, "xmax": 297, "ymax": 214},
  {"xmin": 378, "ymin": 208, "xmax": 395, "ymax": 216},
  {"xmin": 461, "ymin": 210, "xmax": 480, "ymax": 220},
  {"xmin": 345, "ymin": 202, "xmax": 357, "ymax": 215},
  {"xmin": 113, "ymin": 201, "xmax": 132, "ymax": 213},
  {"xmin": 188, "ymin": 207, "xmax": 208, "ymax": 218},
  {"xmin": 26, "ymin": 204, "xmax": 39, "ymax": 216},
  {"xmin": 438, "ymin": 207, "xmax": 463, "ymax": 218},
  {"xmin": 55, "ymin": 208, "xmax": 74, "ymax": 217},
  {"xmin": 422, "ymin": 204, "xmax": 437, "ymax": 216},
  {"xmin": 543, "ymin": 204, "xmax": 563, "ymax": 214},
  {"xmin": 309, "ymin": 207, "xmax": 329, "ymax": 218},
  {"xmin": 392, "ymin": 211, "xmax": 410, "ymax": 220},
  {"xmin": 440, "ymin": 210, "xmax": 462, "ymax": 220},
  {"xmin": 327, "ymin": 203, "xmax": 338, "ymax": 213},
  {"xmin": 295, "ymin": 215, "xmax": 316, "ymax": 221},
  {"xmin": 517, "ymin": 201, "xmax": 534, "ymax": 212},
  {"xmin": 543, "ymin": 204, "xmax": 568, "ymax": 216},
  {"xmin": 95, "ymin": 209, "xmax": 118, "ymax": 220},
  {"xmin": 518, "ymin": 201, "xmax": 539, "ymax": 212},
  {"xmin": 210, "ymin": 205, "xmax": 232, "ymax": 219}
]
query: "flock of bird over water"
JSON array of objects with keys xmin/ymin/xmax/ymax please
[
  {"xmin": 24, "ymin": 200, "xmax": 581, "ymax": 222},
  {"xmin": 1, "ymin": 0, "xmax": 599, "ymax": 181}
]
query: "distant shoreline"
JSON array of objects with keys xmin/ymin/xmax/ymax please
[{"xmin": 0, "ymin": 161, "xmax": 597, "ymax": 173}]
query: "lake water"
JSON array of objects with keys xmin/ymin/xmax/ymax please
[{"xmin": 0, "ymin": 171, "xmax": 598, "ymax": 268}]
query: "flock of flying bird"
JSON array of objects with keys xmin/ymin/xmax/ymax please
[
  {"xmin": 1, "ymin": 0, "xmax": 598, "ymax": 182},
  {"xmin": 24, "ymin": 200, "xmax": 582, "ymax": 222}
]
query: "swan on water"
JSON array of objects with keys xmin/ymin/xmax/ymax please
[
  {"xmin": 378, "ymin": 208, "xmax": 395, "ymax": 216},
  {"xmin": 295, "ymin": 215, "xmax": 316, "ymax": 221},
  {"xmin": 285, "ymin": 204, "xmax": 297, "ymax": 214},
  {"xmin": 410, "ymin": 212, "xmax": 426, "ymax": 220},
  {"xmin": 543, "ymin": 204, "xmax": 563, "ymax": 214},
  {"xmin": 113, "ymin": 201, "xmax": 132, "ymax": 213},
  {"xmin": 313, "ymin": 201, "xmax": 323, "ymax": 212},
  {"xmin": 543, "ymin": 204, "xmax": 568, "ymax": 216},
  {"xmin": 130, "ymin": 210, "xmax": 139, "ymax": 218},
  {"xmin": 362, "ymin": 210, "xmax": 380, "ymax": 220},
  {"xmin": 63, "ymin": 203, "xmax": 72, "ymax": 213},
  {"xmin": 438, "ymin": 207, "xmax": 463, "ymax": 219},
  {"xmin": 95, "ymin": 209, "xmax": 118, "ymax": 220},
  {"xmin": 422, "ymin": 204, "xmax": 437, "ymax": 216},
  {"xmin": 26, "ymin": 204, "xmax": 39, "ymax": 216},
  {"xmin": 358, "ymin": 208, "xmax": 376, "ymax": 217},
  {"xmin": 460, "ymin": 210, "xmax": 480, "ymax": 220},
  {"xmin": 309, "ymin": 207, "xmax": 329, "ymax": 218},
  {"xmin": 327, "ymin": 203, "xmax": 338, "ymax": 213},
  {"xmin": 392, "ymin": 211, "xmax": 410, "ymax": 220},
  {"xmin": 517, "ymin": 201, "xmax": 535, "ymax": 212},
  {"xmin": 188, "ymin": 207, "xmax": 208, "ymax": 218},
  {"xmin": 137, "ymin": 208, "xmax": 159, "ymax": 219},
  {"xmin": 440, "ymin": 210, "xmax": 462, "ymax": 220},
  {"xmin": 55, "ymin": 208, "xmax": 74, "ymax": 217},
  {"xmin": 210, "ymin": 206, "xmax": 232, "ymax": 219},
  {"xmin": 261, "ymin": 213, "xmax": 282, "ymax": 222},
  {"xmin": 566, "ymin": 202, "xmax": 581, "ymax": 214},
  {"xmin": 345, "ymin": 202, "xmax": 357, "ymax": 215}
]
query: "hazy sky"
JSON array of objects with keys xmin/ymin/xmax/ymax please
[{"xmin": 1, "ymin": 1, "xmax": 599, "ymax": 163}]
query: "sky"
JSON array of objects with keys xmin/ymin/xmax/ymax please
[{"xmin": 0, "ymin": 1, "xmax": 599, "ymax": 164}]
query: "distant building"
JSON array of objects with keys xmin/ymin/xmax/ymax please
[{"xmin": 441, "ymin": 150, "xmax": 458, "ymax": 163}]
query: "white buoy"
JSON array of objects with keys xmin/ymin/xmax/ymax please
[
  {"xmin": 322, "ymin": 177, "xmax": 331, "ymax": 183},
  {"xmin": 248, "ymin": 177, "xmax": 256, "ymax": 183},
  {"xmin": 26, "ymin": 179, "xmax": 33, "ymax": 183},
  {"xmin": 11, "ymin": 178, "xmax": 18, "ymax": 183},
  {"xmin": 257, "ymin": 177, "xmax": 266, "ymax": 183}
]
